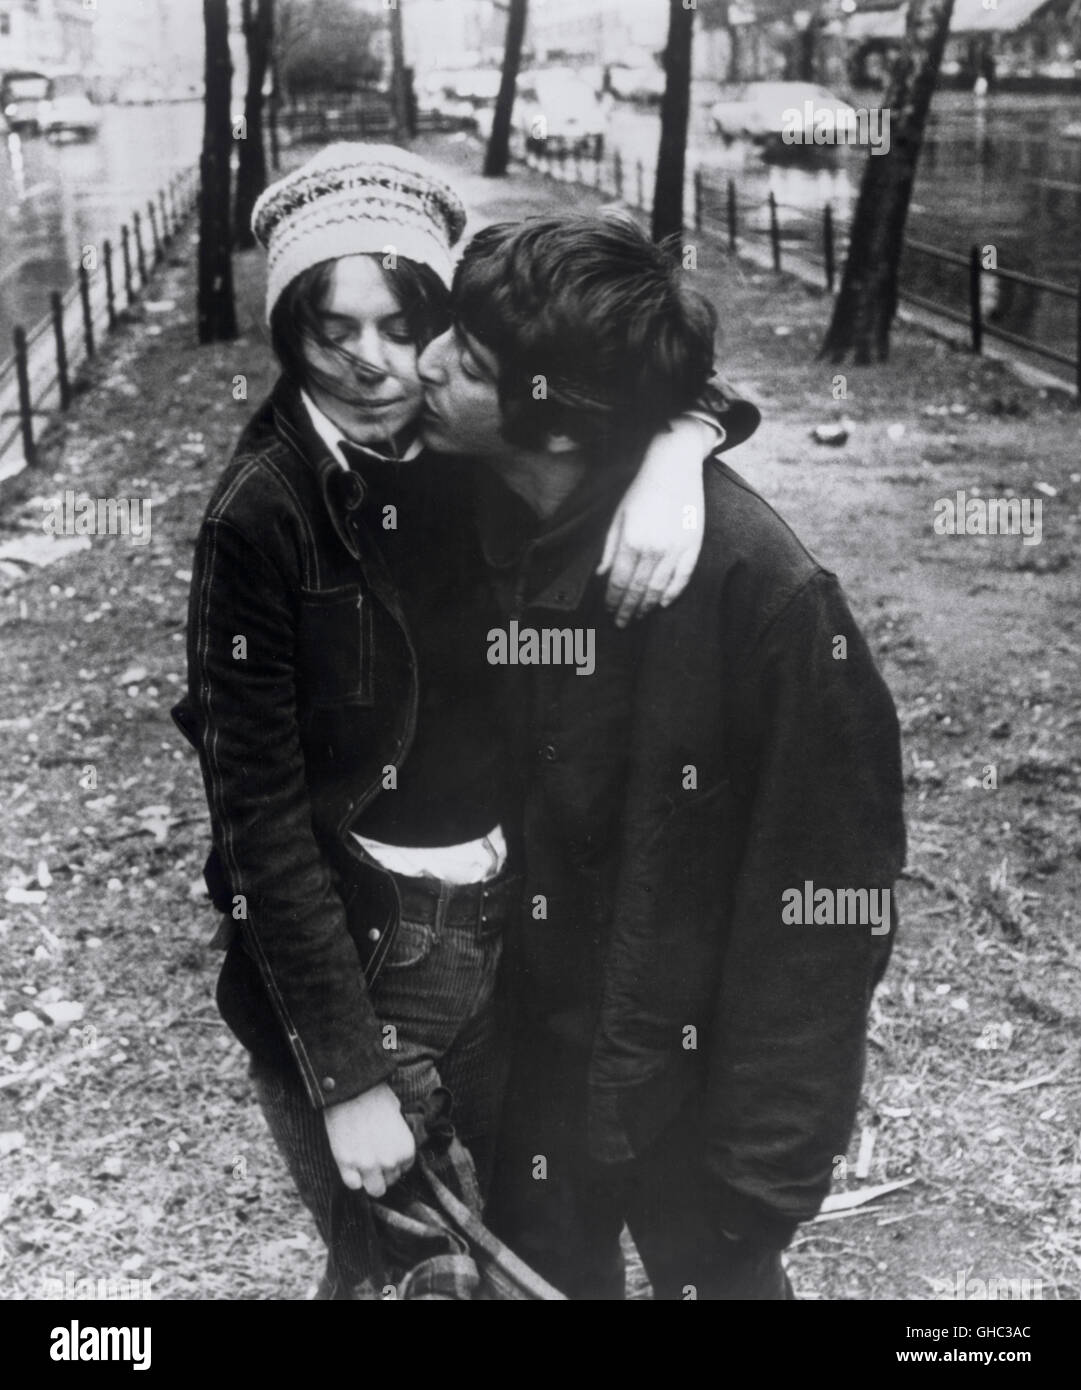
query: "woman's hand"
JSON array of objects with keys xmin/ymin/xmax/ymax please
[
  {"xmin": 598, "ymin": 415, "xmax": 717, "ymax": 627},
  {"xmin": 324, "ymin": 1082, "xmax": 416, "ymax": 1198}
]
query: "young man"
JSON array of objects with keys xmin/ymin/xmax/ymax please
[{"xmin": 418, "ymin": 214, "xmax": 906, "ymax": 1300}]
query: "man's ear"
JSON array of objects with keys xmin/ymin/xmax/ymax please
[{"xmin": 544, "ymin": 432, "xmax": 581, "ymax": 455}]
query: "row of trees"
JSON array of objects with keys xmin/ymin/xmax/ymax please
[
  {"xmin": 200, "ymin": 0, "xmax": 960, "ymax": 367},
  {"xmin": 198, "ymin": 0, "xmax": 387, "ymax": 341},
  {"xmin": 481, "ymin": 0, "xmax": 959, "ymax": 365}
]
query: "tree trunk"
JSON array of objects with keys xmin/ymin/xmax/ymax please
[
  {"xmin": 819, "ymin": 0, "xmax": 956, "ymax": 365},
  {"xmin": 234, "ymin": 0, "xmax": 274, "ymax": 250},
  {"xmin": 484, "ymin": 0, "xmax": 528, "ymax": 178},
  {"xmin": 651, "ymin": 0, "xmax": 695, "ymax": 243},
  {"xmin": 198, "ymin": 0, "xmax": 238, "ymax": 343},
  {"xmin": 268, "ymin": 54, "xmax": 281, "ymax": 171},
  {"xmin": 388, "ymin": 0, "xmax": 414, "ymax": 139},
  {"xmin": 726, "ymin": 17, "xmax": 740, "ymax": 84}
]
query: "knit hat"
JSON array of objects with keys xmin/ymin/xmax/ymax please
[{"xmin": 252, "ymin": 143, "xmax": 468, "ymax": 322}]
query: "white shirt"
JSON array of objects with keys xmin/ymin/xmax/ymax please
[{"xmin": 300, "ymin": 391, "xmax": 507, "ymax": 886}]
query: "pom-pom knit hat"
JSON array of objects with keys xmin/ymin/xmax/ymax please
[{"xmin": 252, "ymin": 143, "xmax": 468, "ymax": 322}]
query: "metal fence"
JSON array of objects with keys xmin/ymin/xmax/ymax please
[
  {"xmin": 0, "ymin": 166, "xmax": 201, "ymax": 476},
  {"xmin": 527, "ymin": 145, "xmax": 1081, "ymax": 394}
]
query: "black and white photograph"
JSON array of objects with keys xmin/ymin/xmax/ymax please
[{"xmin": 0, "ymin": 0, "xmax": 1078, "ymax": 1335}]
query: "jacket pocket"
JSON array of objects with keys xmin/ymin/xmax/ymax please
[{"xmin": 296, "ymin": 584, "xmax": 373, "ymax": 706}]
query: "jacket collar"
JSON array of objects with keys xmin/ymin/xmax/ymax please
[
  {"xmin": 270, "ymin": 377, "xmax": 370, "ymax": 562},
  {"xmin": 477, "ymin": 459, "xmax": 635, "ymax": 614}
]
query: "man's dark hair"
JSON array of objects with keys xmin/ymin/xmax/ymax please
[
  {"xmin": 271, "ymin": 254, "xmax": 450, "ymax": 389},
  {"xmin": 451, "ymin": 213, "xmax": 716, "ymax": 456}
]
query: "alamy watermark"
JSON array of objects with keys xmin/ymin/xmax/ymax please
[
  {"xmin": 42, "ymin": 1269, "xmax": 154, "ymax": 1300},
  {"xmin": 43, "ymin": 490, "xmax": 153, "ymax": 546},
  {"xmin": 781, "ymin": 103, "xmax": 890, "ymax": 155},
  {"xmin": 933, "ymin": 491, "xmax": 1042, "ymax": 546},
  {"xmin": 927, "ymin": 1269, "xmax": 1043, "ymax": 1300},
  {"xmin": 781, "ymin": 881, "xmax": 891, "ymax": 935},
  {"xmin": 487, "ymin": 621, "xmax": 596, "ymax": 676}
]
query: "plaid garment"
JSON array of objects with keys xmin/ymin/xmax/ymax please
[{"xmin": 333, "ymin": 1091, "xmax": 566, "ymax": 1302}]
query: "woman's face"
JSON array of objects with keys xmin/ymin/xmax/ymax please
[{"xmin": 301, "ymin": 255, "xmax": 425, "ymax": 449}]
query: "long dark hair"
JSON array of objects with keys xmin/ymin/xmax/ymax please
[{"xmin": 270, "ymin": 254, "xmax": 451, "ymax": 396}]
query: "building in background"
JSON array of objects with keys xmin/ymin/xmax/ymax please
[
  {"xmin": 0, "ymin": 0, "xmax": 94, "ymax": 72},
  {"xmin": 399, "ymin": 0, "xmax": 504, "ymax": 72},
  {"xmin": 842, "ymin": 0, "xmax": 1079, "ymax": 90},
  {"xmin": 89, "ymin": 0, "xmax": 206, "ymax": 102}
]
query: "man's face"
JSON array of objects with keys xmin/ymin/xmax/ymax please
[
  {"xmin": 417, "ymin": 326, "xmax": 508, "ymax": 459},
  {"xmin": 301, "ymin": 255, "xmax": 424, "ymax": 447}
]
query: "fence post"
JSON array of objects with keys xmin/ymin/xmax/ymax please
[
  {"xmin": 613, "ymin": 149, "xmax": 623, "ymax": 201},
  {"xmin": 693, "ymin": 168, "xmax": 703, "ymax": 234},
  {"xmin": 50, "ymin": 292, "xmax": 71, "ymax": 410},
  {"xmin": 78, "ymin": 263, "xmax": 95, "ymax": 358},
  {"xmin": 13, "ymin": 326, "xmax": 36, "ymax": 467},
  {"xmin": 594, "ymin": 148, "xmax": 602, "ymax": 190},
  {"xmin": 1076, "ymin": 271, "xmax": 1081, "ymax": 397},
  {"xmin": 103, "ymin": 239, "xmax": 117, "ymax": 331},
  {"xmin": 769, "ymin": 192, "xmax": 781, "ymax": 272},
  {"xmin": 159, "ymin": 188, "xmax": 170, "ymax": 243},
  {"xmin": 726, "ymin": 179, "xmax": 737, "ymax": 251},
  {"xmin": 121, "ymin": 224, "xmax": 134, "ymax": 305},
  {"xmin": 968, "ymin": 244, "xmax": 983, "ymax": 354},
  {"xmin": 824, "ymin": 204, "xmax": 835, "ymax": 292},
  {"xmin": 133, "ymin": 210, "xmax": 148, "ymax": 287},
  {"xmin": 636, "ymin": 160, "xmax": 644, "ymax": 209},
  {"xmin": 147, "ymin": 200, "xmax": 162, "ymax": 263}
]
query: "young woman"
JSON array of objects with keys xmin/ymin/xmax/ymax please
[{"xmin": 173, "ymin": 143, "xmax": 722, "ymax": 1298}]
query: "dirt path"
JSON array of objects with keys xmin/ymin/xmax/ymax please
[{"xmin": 0, "ymin": 135, "xmax": 1077, "ymax": 1301}]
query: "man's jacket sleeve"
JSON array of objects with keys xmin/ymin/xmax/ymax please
[
  {"xmin": 186, "ymin": 513, "xmax": 394, "ymax": 1110},
  {"xmin": 704, "ymin": 571, "xmax": 905, "ymax": 1245}
]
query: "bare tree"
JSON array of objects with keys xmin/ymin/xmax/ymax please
[
  {"xmin": 198, "ymin": 0, "xmax": 238, "ymax": 343},
  {"xmin": 820, "ymin": 0, "xmax": 956, "ymax": 364},
  {"xmin": 387, "ymin": 0, "xmax": 415, "ymax": 138},
  {"xmin": 484, "ymin": 0, "xmax": 528, "ymax": 178},
  {"xmin": 234, "ymin": 0, "xmax": 275, "ymax": 250},
  {"xmin": 652, "ymin": 0, "xmax": 695, "ymax": 243}
]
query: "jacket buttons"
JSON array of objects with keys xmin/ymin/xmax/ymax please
[
  {"xmin": 367, "ymin": 927, "xmax": 381, "ymax": 942},
  {"xmin": 322, "ymin": 1076, "xmax": 336, "ymax": 1092}
]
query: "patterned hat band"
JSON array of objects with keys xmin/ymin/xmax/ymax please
[{"xmin": 253, "ymin": 143, "xmax": 467, "ymax": 323}]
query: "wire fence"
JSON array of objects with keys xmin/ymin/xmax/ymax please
[
  {"xmin": 526, "ymin": 144, "xmax": 1081, "ymax": 394},
  {"xmin": 0, "ymin": 166, "xmax": 201, "ymax": 477}
]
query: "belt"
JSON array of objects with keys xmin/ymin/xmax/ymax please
[{"xmin": 394, "ymin": 867, "xmax": 524, "ymax": 937}]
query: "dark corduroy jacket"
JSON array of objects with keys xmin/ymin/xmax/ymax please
[
  {"xmin": 487, "ymin": 456, "xmax": 906, "ymax": 1247},
  {"xmin": 174, "ymin": 378, "xmax": 442, "ymax": 1110}
]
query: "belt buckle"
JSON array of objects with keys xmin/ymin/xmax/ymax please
[{"xmin": 477, "ymin": 878, "xmax": 500, "ymax": 942}]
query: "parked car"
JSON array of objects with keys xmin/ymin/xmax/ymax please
[
  {"xmin": 607, "ymin": 64, "xmax": 665, "ymax": 105},
  {"xmin": 517, "ymin": 69, "xmax": 606, "ymax": 159},
  {"xmin": 710, "ymin": 81, "xmax": 856, "ymax": 151},
  {"xmin": 416, "ymin": 68, "xmax": 499, "ymax": 131},
  {"xmin": 39, "ymin": 72, "xmax": 100, "ymax": 141},
  {"xmin": 1, "ymin": 70, "xmax": 50, "ymax": 135}
]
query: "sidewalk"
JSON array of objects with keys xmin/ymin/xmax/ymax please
[{"xmin": 0, "ymin": 133, "xmax": 1078, "ymax": 1300}]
